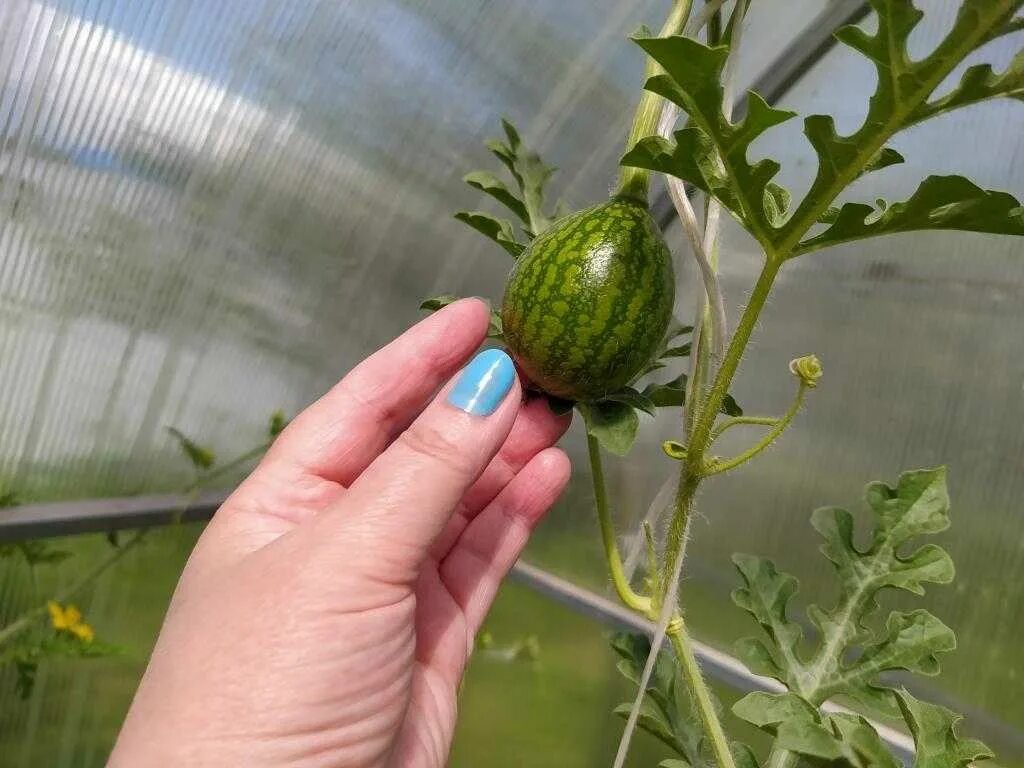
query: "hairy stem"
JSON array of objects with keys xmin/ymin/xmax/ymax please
[
  {"xmin": 668, "ymin": 618, "xmax": 737, "ymax": 768},
  {"xmin": 616, "ymin": 0, "xmax": 694, "ymax": 201},
  {"xmin": 702, "ymin": 383, "xmax": 807, "ymax": 476},
  {"xmin": 688, "ymin": 257, "xmax": 782, "ymax": 465},
  {"xmin": 587, "ymin": 434, "xmax": 651, "ymax": 614},
  {"xmin": 711, "ymin": 415, "xmax": 779, "ymax": 440}
]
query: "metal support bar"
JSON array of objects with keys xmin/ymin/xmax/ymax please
[
  {"xmin": 651, "ymin": 0, "xmax": 871, "ymax": 230},
  {"xmin": 0, "ymin": 490, "xmax": 226, "ymax": 540}
]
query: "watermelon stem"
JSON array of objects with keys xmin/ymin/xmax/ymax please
[
  {"xmin": 586, "ymin": 434, "xmax": 652, "ymax": 614},
  {"xmin": 615, "ymin": 0, "xmax": 694, "ymax": 203}
]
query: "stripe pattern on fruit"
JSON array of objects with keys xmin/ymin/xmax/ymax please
[{"xmin": 501, "ymin": 197, "xmax": 675, "ymax": 401}]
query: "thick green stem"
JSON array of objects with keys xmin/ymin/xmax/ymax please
[
  {"xmin": 703, "ymin": 384, "xmax": 807, "ymax": 476},
  {"xmin": 615, "ymin": 0, "xmax": 693, "ymax": 202},
  {"xmin": 668, "ymin": 618, "xmax": 737, "ymax": 768},
  {"xmin": 688, "ymin": 258, "xmax": 782, "ymax": 464},
  {"xmin": 586, "ymin": 434, "xmax": 651, "ymax": 614}
]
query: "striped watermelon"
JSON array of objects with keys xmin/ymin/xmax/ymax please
[{"xmin": 501, "ymin": 197, "xmax": 675, "ymax": 401}]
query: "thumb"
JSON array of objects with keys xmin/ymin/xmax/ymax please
[{"xmin": 307, "ymin": 348, "xmax": 521, "ymax": 580}]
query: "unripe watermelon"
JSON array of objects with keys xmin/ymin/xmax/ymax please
[{"xmin": 501, "ymin": 197, "xmax": 675, "ymax": 401}]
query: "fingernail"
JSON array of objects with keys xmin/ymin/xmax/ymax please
[{"xmin": 447, "ymin": 349, "xmax": 516, "ymax": 416}]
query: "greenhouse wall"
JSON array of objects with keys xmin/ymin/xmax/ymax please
[{"xmin": 0, "ymin": 0, "xmax": 1021, "ymax": 765}]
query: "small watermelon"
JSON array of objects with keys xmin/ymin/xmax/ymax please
[{"xmin": 501, "ymin": 197, "xmax": 675, "ymax": 401}]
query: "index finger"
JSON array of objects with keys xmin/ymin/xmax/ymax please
[{"xmin": 261, "ymin": 298, "xmax": 491, "ymax": 486}]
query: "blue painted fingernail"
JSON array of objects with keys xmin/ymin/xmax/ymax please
[{"xmin": 447, "ymin": 349, "xmax": 516, "ymax": 416}]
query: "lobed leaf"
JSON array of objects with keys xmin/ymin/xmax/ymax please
[
  {"xmin": 642, "ymin": 372, "xmax": 688, "ymax": 409},
  {"xmin": 599, "ymin": 387, "xmax": 657, "ymax": 417},
  {"xmin": 481, "ymin": 118, "xmax": 557, "ymax": 236},
  {"xmin": 734, "ymin": 692, "xmax": 904, "ymax": 767},
  {"xmin": 896, "ymin": 689, "xmax": 994, "ymax": 767},
  {"xmin": 776, "ymin": 0, "xmax": 1023, "ymax": 254},
  {"xmin": 463, "ymin": 170, "xmax": 529, "ymax": 224},
  {"xmin": 732, "ymin": 468, "xmax": 957, "ymax": 713},
  {"xmin": 610, "ymin": 633, "xmax": 705, "ymax": 764},
  {"xmin": 453, "ymin": 211, "xmax": 525, "ymax": 258},
  {"xmin": 910, "ymin": 48, "xmax": 1024, "ymax": 124},
  {"xmin": 795, "ymin": 175, "xmax": 1024, "ymax": 255},
  {"xmin": 579, "ymin": 400, "xmax": 639, "ymax": 456},
  {"xmin": 623, "ymin": 34, "xmax": 796, "ymax": 248}
]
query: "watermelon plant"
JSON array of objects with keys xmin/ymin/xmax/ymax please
[{"xmin": 428, "ymin": 0, "xmax": 1024, "ymax": 765}]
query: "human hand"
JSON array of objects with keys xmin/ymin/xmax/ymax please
[{"xmin": 110, "ymin": 299, "xmax": 571, "ymax": 767}]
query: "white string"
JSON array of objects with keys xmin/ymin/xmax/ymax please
[{"xmin": 612, "ymin": 2, "xmax": 747, "ymax": 765}]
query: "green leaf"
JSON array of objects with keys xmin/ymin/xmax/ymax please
[
  {"xmin": 763, "ymin": 182, "xmax": 792, "ymax": 227},
  {"xmin": 857, "ymin": 146, "xmax": 905, "ymax": 179},
  {"xmin": 911, "ymin": 35, "xmax": 1024, "ymax": 124},
  {"xmin": 600, "ymin": 387, "xmax": 656, "ymax": 417},
  {"xmin": 481, "ymin": 118, "xmax": 557, "ymax": 236},
  {"xmin": 463, "ymin": 170, "xmax": 530, "ymax": 223},
  {"xmin": 775, "ymin": 0, "xmax": 1022, "ymax": 255},
  {"xmin": 721, "ymin": 393, "xmax": 743, "ymax": 417},
  {"xmin": 453, "ymin": 211, "xmax": 525, "ymax": 257},
  {"xmin": 795, "ymin": 175, "xmax": 1024, "ymax": 255},
  {"xmin": 734, "ymin": 693, "xmax": 905, "ymax": 767},
  {"xmin": 663, "ymin": 317, "xmax": 695, "ymax": 344},
  {"xmin": 419, "ymin": 295, "xmax": 460, "ymax": 312},
  {"xmin": 825, "ymin": 713, "xmax": 902, "ymax": 768},
  {"xmin": 732, "ymin": 691, "xmax": 819, "ymax": 729},
  {"xmin": 642, "ymin": 373, "xmax": 687, "ymax": 409},
  {"xmin": 610, "ymin": 633, "xmax": 704, "ymax": 764},
  {"xmin": 0, "ymin": 490, "xmax": 19, "ymax": 508},
  {"xmin": 661, "ymin": 342, "xmax": 692, "ymax": 358},
  {"xmin": 659, "ymin": 761, "xmax": 692, "ymax": 768},
  {"xmin": 579, "ymin": 401, "xmax": 639, "ymax": 457},
  {"xmin": 268, "ymin": 409, "xmax": 287, "ymax": 439},
  {"xmin": 732, "ymin": 467, "xmax": 957, "ymax": 712},
  {"xmin": 733, "ymin": 692, "xmax": 843, "ymax": 760},
  {"xmin": 896, "ymin": 689, "xmax": 993, "ymax": 767},
  {"xmin": 166, "ymin": 427, "xmax": 215, "ymax": 471},
  {"xmin": 0, "ymin": 540, "xmax": 73, "ymax": 566},
  {"xmin": 729, "ymin": 743, "xmax": 762, "ymax": 768},
  {"xmin": 420, "ymin": 295, "xmax": 504, "ymax": 340},
  {"xmin": 624, "ymin": 34, "xmax": 797, "ymax": 248}
]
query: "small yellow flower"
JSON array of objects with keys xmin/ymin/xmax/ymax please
[
  {"xmin": 47, "ymin": 600, "xmax": 94, "ymax": 644},
  {"xmin": 69, "ymin": 622, "xmax": 95, "ymax": 643}
]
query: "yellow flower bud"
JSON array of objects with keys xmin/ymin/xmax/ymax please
[{"xmin": 789, "ymin": 354, "xmax": 823, "ymax": 388}]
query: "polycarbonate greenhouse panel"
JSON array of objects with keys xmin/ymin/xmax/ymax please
[
  {"xmin": 1, "ymin": 0, "xmax": 1023, "ymax": 764},
  {"xmin": 0, "ymin": 0, "xmax": 824, "ymax": 503}
]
